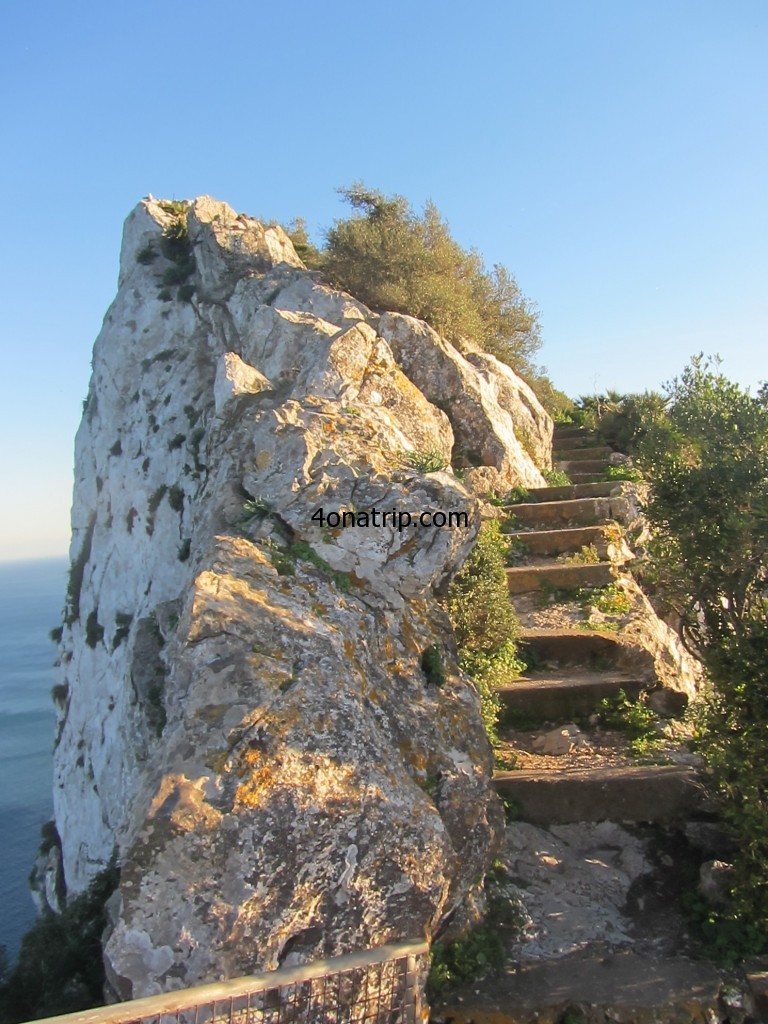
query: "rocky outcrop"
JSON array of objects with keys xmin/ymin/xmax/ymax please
[
  {"xmin": 50, "ymin": 196, "xmax": 552, "ymax": 995},
  {"xmin": 378, "ymin": 313, "xmax": 551, "ymax": 492}
]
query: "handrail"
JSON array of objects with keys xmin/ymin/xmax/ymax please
[{"xmin": 32, "ymin": 939, "xmax": 430, "ymax": 1024}]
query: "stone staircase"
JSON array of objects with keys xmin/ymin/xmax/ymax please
[{"xmin": 433, "ymin": 426, "xmax": 747, "ymax": 1024}]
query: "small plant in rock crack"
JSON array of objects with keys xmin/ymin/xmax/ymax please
[
  {"xmin": 543, "ymin": 468, "xmax": 571, "ymax": 486},
  {"xmin": 504, "ymin": 536, "xmax": 530, "ymax": 566},
  {"xmin": 558, "ymin": 544, "xmax": 600, "ymax": 565},
  {"xmin": 427, "ymin": 863, "xmax": 522, "ymax": 1000},
  {"xmin": 578, "ymin": 583, "xmax": 632, "ymax": 616},
  {"xmin": 502, "ymin": 486, "xmax": 531, "ymax": 505},
  {"xmin": 399, "ymin": 448, "xmax": 447, "ymax": 473},
  {"xmin": 604, "ymin": 464, "xmax": 644, "ymax": 482},
  {"xmin": 597, "ymin": 689, "xmax": 667, "ymax": 760},
  {"xmin": 241, "ymin": 497, "xmax": 273, "ymax": 523}
]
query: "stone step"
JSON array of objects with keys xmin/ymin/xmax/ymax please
[
  {"xmin": 435, "ymin": 950, "xmax": 725, "ymax": 1024},
  {"xmin": 493, "ymin": 764, "xmax": 706, "ymax": 824},
  {"xmin": 506, "ymin": 562, "xmax": 614, "ymax": 594},
  {"xmin": 553, "ymin": 425, "xmax": 596, "ymax": 440},
  {"xmin": 520, "ymin": 628, "xmax": 624, "ymax": 666},
  {"xmin": 519, "ymin": 629, "xmax": 656, "ymax": 677},
  {"xmin": 504, "ymin": 496, "xmax": 616, "ymax": 529},
  {"xmin": 569, "ymin": 472, "xmax": 607, "ymax": 484},
  {"xmin": 505, "ymin": 524, "xmax": 608, "ymax": 558},
  {"xmin": 519, "ymin": 481, "xmax": 618, "ymax": 502},
  {"xmin": 555, "ymin": 458, "xmax": 609, "ymax": 475},
  {"xmin": 553, "ymin": 445, "xmax": 613, "ymax": 461},
  {"xmin": 496, "ymin": 671, "xmax": 645, "ymax": 722},
  {"xmin": 553, "ymin": 434, "xmax": 607, "ymax": 451}
]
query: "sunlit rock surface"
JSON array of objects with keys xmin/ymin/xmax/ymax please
[{"xmin": 51, "ymin": 196, "xmax": 551, "ymax": 995}]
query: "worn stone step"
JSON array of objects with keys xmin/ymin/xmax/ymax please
[
  {"xmin": 518, "ymin": 481, "xmax": 618, "ymax": 502},
  {"xmin": 556, "ymin": 458, "xmax": 609, "ymax": 475},
  {"xmin": 519, "ymin": 629, "xmax": 655, "ymax": 677},
  {"xmin": 435, "ymin": 949, "xmax": 725, "ymax": 1024},
  {"xmin": 553, "ymin": 425, "xmax": 596, "ymax": 440},
  {"xmin": 506, "ymin": 524, "xmax": 608, "ymax": 558},
  {"xmin": 496, "ymin": 671, "xmax": 645, "ymax": 721},
  {"xmin": 506, "ymin": 562, "xmax": 614, "ymax": 594},
  {"xmin": 553, "ymin": 434, "xmax": 607, "ymax": 451},
  {"xmin": 493, "ymin": 764, "xmax": 706, "ymax": 824},
  {"xmin": 569, "ymin": 472, "xmax": 607, "ymax": 484},
  {"xmin": 504, "ymin": 496, "xmax": 617, "ymax": 529},
  {"xmin": 521, "ymin": 628, "xmax": 620, "ymax": 666},
  {"xmin": 553, "ymin": 445, "xmax": 613, "ymax": 461}
]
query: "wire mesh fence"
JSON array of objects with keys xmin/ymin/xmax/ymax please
[{"xmin": 36, "ymin": 941, "xmax": 429, "ymax": 1024}]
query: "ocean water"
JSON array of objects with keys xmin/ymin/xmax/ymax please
[{"xmin": 0, "ymin": 557, "xmax": 67, "ymax": 964}]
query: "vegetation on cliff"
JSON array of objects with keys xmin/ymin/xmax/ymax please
[
  {"xmin": 446, "ymin": 521, "xmax": 524, "ymax": 744},
  {"xmin": 0, "ymin": 861, "xmax": 119, "ymax": 1023},
  {"xmin": 288, "ymin": 185, "xmax": 570, "ymax": 413},
  {"xmin": 574, "ymin": 356, "xmax": 768, "ymax": 959}
]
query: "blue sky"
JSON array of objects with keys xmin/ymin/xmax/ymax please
[{"xmin": 1, "ymin": 0, "xmax": 766, "ymax": 560}]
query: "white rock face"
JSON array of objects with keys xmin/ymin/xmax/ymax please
[
  {"xmin": 377, "ymin": 313, "xmax": 552, "ymax": 491},
  {"xmin": 50, "ymin": 196, "xmax": 551, "ymax": 995}
]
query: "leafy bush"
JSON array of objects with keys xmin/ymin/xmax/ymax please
[
  {"xmin": 0, "ymin": 860, "xmax": 119, "ymax": 1023},
  {"xmin": 421, "ymin": 645, "xmax": 445, "ymax": 686},
  {"xmin": 637, "ymin": 355, "xmax": 768, "ymax": 954},
  {"xmin": 598, "ymin": 689, "xmax": 657, "ymax": 738},
  {"xmin": 427, "ymin": 863, "xmax": 523, "ymax": 1000},
  {"xmin": 544, "ymin": 468, "xmax": 570, "ymax": 486},
  {"xmin": 604, "ymin": 464, "xmax": 644, "ymax": 482},
  {"xmin": 447, "ymin": 521, "xmax": 523, "ymax": 742},
  {"xmin": 578, "ymin": 583, "xmax": 632, "ymax": 616},
  {"xmin": 427, "ymin": 923, "xmax": 504, "ymax": 1000},
  {"xmin": 571, "ymin": 391, "xmax": 669, "ymax": 454},
  {"xmin": 322, "ymin": 184, "xmax": 541, "ymax": 377}
]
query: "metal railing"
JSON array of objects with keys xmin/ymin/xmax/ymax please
[{"xmin": 34, "ymin": 941, "xmax": 430, "ymax": 1024}]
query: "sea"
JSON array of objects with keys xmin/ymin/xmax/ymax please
[{"xmin": 0, "ymin": 557, "xmax": 67, "ymax": 965}]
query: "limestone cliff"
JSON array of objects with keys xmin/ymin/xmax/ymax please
[{"xmin": 49, "ymin": 197, "xmax": 552, "ymax": 997}]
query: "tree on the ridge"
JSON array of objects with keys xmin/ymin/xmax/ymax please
[{"xmin": 318, "ymin": 183, "xmax": 543, "ymax": 378}]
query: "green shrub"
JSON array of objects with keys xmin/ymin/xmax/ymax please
[
  {"xmin": 447, "ymin": 521, "xmax": 523, "ymax": 742},
  {"xmin": 65, "ymin": 516, "xmax": 95, "ymax": 625},
  {"xmin": 636, "ymin": 357, "xmax": 768, "ymax": 954},
  {"xmin": 427, "ymin": 924, "xmax": 504, "ymax": 1000},
  {"xmin": 285, "ymin": 217, "xmax": 324, "ymax": 268},
  {"xmin": 51, "ymin": 683, "xmax": 69, "ymax": 705},
  {"xmin": 543, "ymin": 468, "xmax": 571, "ymax": 486},
  {"xmin": 322, "ymin": 184, "xmax": 541, "ymax": 377},
  {"xmin": 604, "ymin": 464, "xmax": 644, "ymax": 482},
  {"xmin": 503, "ymin": 486, "xmax": 531, "ymax": 505},
  {"xmin": 0, "ymin": 860, "xmax": 119, "ymax": 1022},
  {"xmin": 578, "ymin": 583, "xmax": 632, "ymax": 616},
  {"xmin": 167, "ymin": 485, "xmax": 184, "ymax": 513},
  {"xmin": 136, "ymin": 244, "xmax": 157, "ymax": 265},
  {"xmin": 598, "ymin": 689, "xmax": 656, "ymax": 739},
  {"xmin": 84, "ymin": 610, "xmax": 103, "ymax": 649},
  {"xmin": 111, "ymin": 612, "xmax": 133, "ymax": 650},
  {"xmin": 421, "ymin": 645, "xmax": 445, "ymax": 686},
  {"xmin": 427, "ymin": 864, "xmax": 522, "ymax": 1000},
  {"xmin": 558, "ymin": 544, "xmax": 600, "ymax": 565},
  {"xmin": 572, "ymin": 390, "xmax": 669, "ymax": 454}
]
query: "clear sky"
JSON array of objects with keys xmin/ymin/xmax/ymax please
[{"xmin": 1, "ymin": 0, "xmax": 766, "ymax": 561}]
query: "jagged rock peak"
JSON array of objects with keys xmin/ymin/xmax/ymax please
[{"xmin": 49, "ymin": 196, "xmax": 552, "ymax": 996}]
